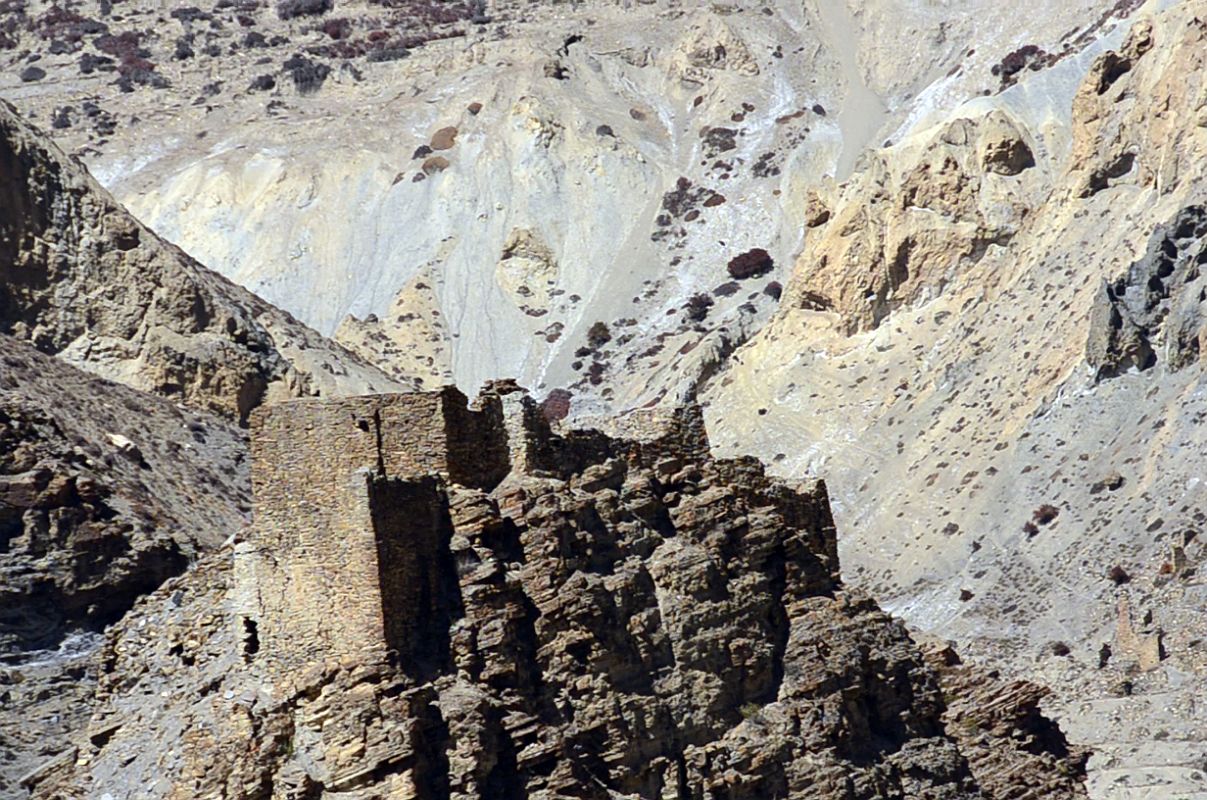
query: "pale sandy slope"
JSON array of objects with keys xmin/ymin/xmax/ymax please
[{"xmin": 0, "ymin": 0, "xmax": 1111, "ymax": 413}]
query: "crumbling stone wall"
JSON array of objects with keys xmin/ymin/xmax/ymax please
[
  {"xmin": 443, "ymin": 390, "xmax": 509, "ymax": 489},
  {"xmin": 576, "ymin": 402, "xmax": 712, "ymax": 468},
  {"xmin": 243, "ymin": 387, "xmax": 508, "ymax": 676},
  {"xmin": 237, "ymin": 468, "xmax": 391, "ymax": 673},
  {"xmin": 250, "ymin": 387, "xmax": 508, "ymax": 496}
]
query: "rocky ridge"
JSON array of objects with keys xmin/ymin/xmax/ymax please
[
  {"xmin": 26, "ymin": 386, "xmax": 1086, "ymax": 799},
  {"xmin": 0, "ymin": 333, "xmax": 248, "ymax": 797}
]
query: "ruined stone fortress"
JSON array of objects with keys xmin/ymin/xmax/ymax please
[
  {"xmin": 233, "ymin": 382, "xmax": 719, "ymax": 680},
  {"xmin": 36, "ymin": 385, "xmax": 1098, "ymax": 799}
]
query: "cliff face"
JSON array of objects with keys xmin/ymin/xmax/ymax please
[
  {"xmin": 0, "ymin": 101, "xmax": 404, "ymax": 422},
  {"xmin": 28, "ymin": 389, "xmax": 1085, "ymax": 800}
]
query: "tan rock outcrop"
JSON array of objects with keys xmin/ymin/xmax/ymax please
[
  {"xmin": 785, "ymin": 111, "xmax": 1035, "ymax": 333},
  {"xmin": 334, "ymin": 267, "xmax": 454, "ymax": 388},
  {"xmin": 494, "ymin": 227, "xmax": 560, "ymax": 314}
]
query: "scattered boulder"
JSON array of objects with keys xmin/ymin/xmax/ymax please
[
  {"xmin": 539, "ymin": 388, "xmax": 572, "ymax": 422},
  {"xmin": 421, "ymin": 155, "xmax": 450, "ymax": 174},
  {"xmin": 586, "ymin": 321, "xmax": 612, "ymax": 348},
  {"xmin": 276, "ymin": 0, "xmax": 332, "ymax": 21},
  {"xmin": 727, "ymin": 248, "xmax": 774, "ymax": 280},
  {"xmin": 1090, "ymin": 472, "xmax": 1126, "ymax": 494},
  {"xmin": 430, "ymin": 125, "xmax": 458, "ymax": 150},
  {"xmin": 804, "ymin": 191, "xmax": 831, "ymax": 227}
]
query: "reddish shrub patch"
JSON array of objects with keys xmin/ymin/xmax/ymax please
[{"xmin": 540, "ymin": 389, "xmax": 572, "ymax": 423}]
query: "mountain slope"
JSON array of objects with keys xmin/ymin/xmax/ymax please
[
  {"xmin": 0, "ymin": 333, "xmax": 249, "ymax": 796},
  {"xmin": 25, "ymin": 389, "xmax": 1087, "ymax": 800},
  {"xmin": 707, "ymin": 3, "xmax": 1207, "ymax": 796},
  {"xmin": 0, "ymin": 0, "xmax": 1117, "ymax": 417},
  {"xmin": 0, "ymin": 100, "xmax": 405, "ymax": 422}
]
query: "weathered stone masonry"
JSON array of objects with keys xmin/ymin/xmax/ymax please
[
  {"xmin": 235, "ymin": 383, "xmax": 811, "ymax": 680},
  {"xmin": 36, "ymin": 385, "xmax": 1088, "ymax": 800},
  {"xmin": 237, "ymin": 387, "xmax": 509, "ymax": 675}
]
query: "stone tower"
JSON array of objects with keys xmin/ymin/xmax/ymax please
[{"xmin": 234, "ymin": 388, "xmax": 509, "ymax": 679}]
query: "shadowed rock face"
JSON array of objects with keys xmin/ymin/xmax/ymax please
[
  {"xmin": 27, "ymin": 390, "xmax": 1084, "ymax": 800},
  {"xmin": 1087, "ymin": 204, "xmax": 1207, "ymax": 379},
  {"xmin": 0, "ymin": 101, "xmax": 403, "ymax": 423}
]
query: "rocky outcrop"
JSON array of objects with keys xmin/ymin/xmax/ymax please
[
  {"xmin": 924, "ymin": 643, "xmax": 1088, "ymax": 800},
  {"xmin": 706, "ymin": 3, "xmax": 1207, "ymax": 796},
  {"xmin": 495, "ymin": 227, "xmax": 560, "ymax": 315},
  {"xmin": 0, "ymin": 333, "xmax": 250, "ymax": 796},
  {"xmin": 0, "ymin": 335, "xmax": 248, "ymax": 654},
  {"xmin": 0, "ymin": 101, "xmax": 403, "ymax": 422},
  {"xmin": 29, "ymin": 388, "xmax": 1084, "ymax": 800},
  {"xmin": 785, "ymin": 110, "xmax": 1036, "ymax": 333},
  {"xmin": 1086, "ymin": 205, "xmax": 1207, "ymax": 378},
  {"xmin": 335, "ymin": 267, "xmax": 454, "ymax": 389}
]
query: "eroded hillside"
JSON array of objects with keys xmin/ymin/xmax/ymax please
[
  {"xmin": 0, "ymin": 100, "xmax": 404, "ymax": 422},
  {"xmin": 707, "ymin": 2, "xmax": 1207, "ymax": 796},
  {"xmin": 0, "ymin": 334, "xmax": 248, "ymax": 795},
  {"xmin": 1, "ymin": 0, "xmax": 1116, "ymax": 415},
  {"xmin": 1, "ymin": 0, "xmax": 1204, "ymax": 798}
]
